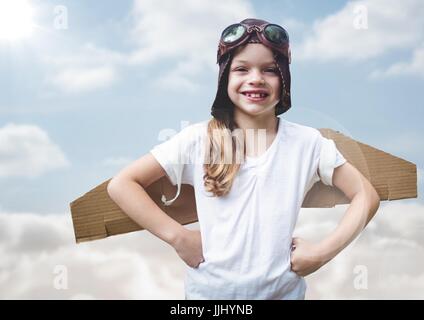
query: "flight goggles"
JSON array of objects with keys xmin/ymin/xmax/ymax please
[{"xmin": 217, "ymin": 22, "xmax": 291, "ymax": 64}]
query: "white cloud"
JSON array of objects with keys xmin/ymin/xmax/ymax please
[
  {"xmin": 128, "ymin": 0, "xmax": 253, "ymax": 64},
  {"xmin": 282, "ymin": 18, "xmax": 307, "ymax": 33},
  {"xmin": 296, "ymin": 0, "xmax": 424, "ymax": 62},
  {"xmin": 126, "ymin": 0, "xmax": 254, "ymax": 89},
  {"xmin": 0, "ymin": 123, "xmax": 70, "ymax": 178},
  {"xmin": 373, "ymin": 131, "xmax": 424, "ymax": 161},
  {"xmin": 49, "ymin": 66, "xmax": 117, "ymax": 94},
  {"xmin": 296, "ymin": 200, "xmax": 424, "ymax": 299},
  {"xmin": 41, "ymin": 43, "xmax": 125, "ymax": 95},
  {"xmin": 44, "ymin": 43, "xmax": 127, "ymax": 67},
  {"xmin": 0, "ymin": 211, "xmax": 186, "ymax": 299},
  {"xmin": 1, "ymin": 200, "xmax": 424, "ymax": 299},
  {"xmin": 152, "ymin": 59, "xmax": 205, "ymax": 93},
  {"xmin": 41, "ymin": 0, "xmax": 255, "ymax": 96},
  {"xmin": 101, "ymin": 156, "xmax": 133, "ymax": 167},
  {"xmin": 370, "ymin": 44, "xmax": 424, "ymax": 79}
]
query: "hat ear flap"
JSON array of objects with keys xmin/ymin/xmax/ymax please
[
  {"xmin": 273, "ymin": 53, "xmax": 291, "ymax": 115},
  {"xmin": 211, "ymin": 54, "xmax": 235, "ymax": 127}
]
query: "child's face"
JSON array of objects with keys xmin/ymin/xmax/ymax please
[{"xmin": 227, "ymin": 43, "xmax": 281, "ymax": 117}]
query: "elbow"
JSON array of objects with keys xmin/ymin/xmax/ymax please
[
  {"xmin": 107, "ymin": 177, "xmax": 121, "ymax": 201},
  {"xmin": 361, "ymin": 174, "xmax": 380, "ymax": 213},
  {"xmin": 107, "ymin": 176, "xmax": 140, "ymax": 202},
  {"xmin": 353, "ymin": 179, "xmax": 380, "ymax": 215},
  {"xmin": 368, "ymin": 184, "xmax": 380, "ymax": 214},
  {"xmin": 372, "ymin": 189, "xmax": 380, "ymax": 212}
]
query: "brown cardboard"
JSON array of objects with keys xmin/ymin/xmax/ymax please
[{"xmin": 70, "ymin": 128, "xmax": 417, "ymax": 243}]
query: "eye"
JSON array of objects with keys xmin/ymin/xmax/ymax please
[
  {"xmin": 266, "ymin": 68, "xmax": 278, "ymax": 73},
  {"xmin": 233, "ymin": 67, "xmax": 278, "ymax": 73}
]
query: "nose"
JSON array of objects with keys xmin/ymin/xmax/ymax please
[{"xmin": 248, "ymin": 72, "xmax": 265, "ymax": 86}]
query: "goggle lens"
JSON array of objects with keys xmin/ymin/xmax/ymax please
[
  {"xmin": 222, "ymin": 24, "xmax": 246, "ymax": 43},
  {"xmin": 264, "ymin": 24, "xmax": 288, "ymax": 44}
]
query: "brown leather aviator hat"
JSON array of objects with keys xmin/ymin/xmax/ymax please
[{"xmin": 211, "ymin": 18, "xmax": 292, "ymax": 122}]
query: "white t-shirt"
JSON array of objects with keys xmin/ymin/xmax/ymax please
[{"xmin": 150, "ymin": 117, "xmax": 347, "ymax": 300}]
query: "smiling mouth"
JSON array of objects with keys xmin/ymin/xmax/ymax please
[{"xmin": 241, "ymin": 92, "xmax": 269, "ymax": 102}]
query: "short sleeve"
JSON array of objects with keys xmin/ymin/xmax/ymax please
[
  {"xmin": 149, "ymin": 125, "xmax": 196, "ymax": 205},
  {"xmin": 317, "ymin": 134, "xmax": 347, "ymax": 186}
]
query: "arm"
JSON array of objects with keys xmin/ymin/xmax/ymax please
[
  {"xmin": 107, "ymin": 153, "xmax": 185, "ymax": 247},
  {"xmin": 107, "ymin": 153, "xmax": 205, "ymax": 268},
  {"xmin": 291, "ymin": 162, "xmax": 380, "ymax": 276},
  {"xmin": 316, "ymin": 161, "xmax": 380, "ymax": 262}
]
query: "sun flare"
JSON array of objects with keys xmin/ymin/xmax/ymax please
[{"xmin": 0, "ymin": 0, "xmax": 36, "ymax": 41}]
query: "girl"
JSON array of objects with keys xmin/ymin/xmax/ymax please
[{"xmin": 107, "ymin": 18, "xmax": 380, "ymax": 300}]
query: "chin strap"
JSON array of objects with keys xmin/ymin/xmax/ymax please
[
  {"xmin": 319, "ymin": 137, "xmax": 337, "ymax": 187},
  {"xmin": 160, "ymin": 163, "xmax": 184, "ymax": 206}
]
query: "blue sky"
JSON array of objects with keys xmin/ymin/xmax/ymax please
[
  {"xmin": 0, "ymin": 0, "xmax": 423, "ymax": 215},
  {"xmin": 1, "ymin": 0, "xmax": 423, "ymax": 214},
  {"xmin": 1, "ymin": 0, "xmax": 423, "ymax": 300}
]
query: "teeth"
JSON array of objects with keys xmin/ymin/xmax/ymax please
[{"xmin": 244, "ymin": 93, "xmax": 267, "ymax": 98}]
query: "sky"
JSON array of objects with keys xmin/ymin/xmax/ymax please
[{"xmin": 0, "ymin": 0, "xmax": 423, "ymax": 299}]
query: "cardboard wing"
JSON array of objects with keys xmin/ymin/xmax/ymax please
[{"xmin": 70, "ymin": 128, "xmax": 417, "ymax": 243}]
